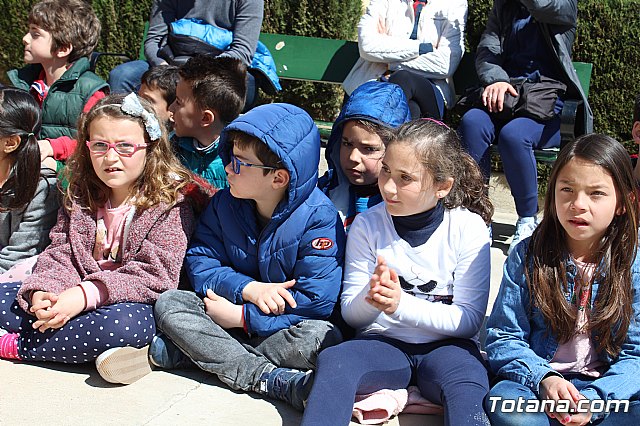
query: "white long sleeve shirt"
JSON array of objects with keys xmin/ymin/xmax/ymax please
[
  {"xmin": 341, "ymin": 203, "xmax": 490, "ymax": 344},
  {"xmin": 342, "ymin": 0, "xmax": 468, "ymax": 107}
]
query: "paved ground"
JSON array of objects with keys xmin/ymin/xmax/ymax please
[{"xmin": 0, "ymin": 173, "xmax": 524, "ymax": 426}]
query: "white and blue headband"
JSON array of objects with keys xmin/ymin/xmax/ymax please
[
  {"xmin": 120, "ymin": 93, "xmax": 162, "ymax": 141},
  {"xmin": 95, "ymin": 93, "xmax": 162, "ymax": 141}
]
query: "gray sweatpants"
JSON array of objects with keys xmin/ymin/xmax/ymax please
[{"xmin": 154, "ymin": 289, "xmax": 342, "ymax": 392}]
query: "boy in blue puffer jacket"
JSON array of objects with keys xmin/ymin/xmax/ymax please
[
  {"xmin": 96, "ymin": 103, "xmax": 346, "ymax": 411},
  {"xmin": 318, "ymin": 81, "xmax": 411, "ymax": 232}
]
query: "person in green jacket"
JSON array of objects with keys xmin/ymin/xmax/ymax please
[
  {"xmin": 7, "ymin": 0, "xmax": 108, "ymax": 172},
  {"xmin": 169, "ymin": 55, "xmax": 246, "ymax": 189}
]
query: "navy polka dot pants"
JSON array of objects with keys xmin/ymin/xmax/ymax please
[{"xmin": 0, "ymin": 282, "xmax": 155, "ymax": 363}]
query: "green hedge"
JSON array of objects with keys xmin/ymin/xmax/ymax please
[{"xmin": 1, "ymin": 0, "xmax": 638, "ymax": 143}]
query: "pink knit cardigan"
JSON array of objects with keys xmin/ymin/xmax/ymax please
[{"xmin": 17, "ymin": 196, "xmax": 196, "ymax": 312}]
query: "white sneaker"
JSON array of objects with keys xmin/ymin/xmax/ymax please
[
  {"xmin": 508, "ymin": 216, "xmax": 538, "ymax": 254},
  {"xmin": 95, "ymin": 346, "xmax": 152, "ymax": 385}
]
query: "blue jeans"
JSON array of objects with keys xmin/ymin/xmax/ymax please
[
  {"xmin": 458, "ymin": 108, "xmax": 561, "ymax": 217},
  {"xmin": 108, "ymin": 60, "xmax": 150, "ymax": 94},
  {"xmin": 487, "ymin": 377, "xmax": 640, "ymax": 425},
  {"xmin": 302, "ymin": 335, "xmax": 490, "ymax": 426},
  {"xmin": 154, "ymin": 289, "xmax": 342, "ymax": 392},
  {"xmin": 0, "ymin": 282, "xmax": 155, "ymax": 363}
]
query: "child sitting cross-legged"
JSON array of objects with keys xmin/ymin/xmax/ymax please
[
  {"xmin": 0, "ymin": 93, "xmax": 197, "ymax": 375},
  {"xmin": 302, "ymin": 119, "xmax": 494, "ymax": 425},
  {"xmin": 485, "ymin": 135, "xmax": 640, "ymax": 425},
  {"xmin": 93, "ymin": 103, "xmax": 346, "ymax": 411}
]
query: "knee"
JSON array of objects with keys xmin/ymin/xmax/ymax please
[
  {"xmin": 485, "ymin": 380, "xmax": 549, "ymax": 426},
  {"xmin": 459, "ymin": 109, "xmax": 494, "ymax": 148},
  {"xmin": 154, "ymin": 290, "xmax": 199, "ymax": 322},
  {"xmin": 297, "ymin": 320, "xmax": 343, "ymax": 349},
  {"xmin": 387, "ymin": 69, "xmax": 411, "ymax": 87},
  {"xmin": 498, "ymin": 120, "xmax": 532, "ymax": 150}
]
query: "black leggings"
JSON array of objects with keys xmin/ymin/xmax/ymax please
[{"xmin": 388, "ymin": 69, "xmax": 444, "ymax": 120}]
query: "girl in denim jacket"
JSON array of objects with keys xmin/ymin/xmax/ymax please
[{"xmin": 486, "ymin": 134, "xmax": 640, "ymax": 425}]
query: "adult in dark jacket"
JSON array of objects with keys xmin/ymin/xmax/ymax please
[{"xmin": 458, "ymin": 0, "xmax": 592, "ymax": 253}]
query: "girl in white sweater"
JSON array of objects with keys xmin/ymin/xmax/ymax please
[{"xmin": 302, "ymin": 119, "xmax": 493, "ymax": 425}]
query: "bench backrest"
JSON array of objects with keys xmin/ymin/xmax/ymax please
[
  {"xmin": 260, "ymin": 32, "xmax": 592, "ymax": 99},
  {"xmin": 259, "ymin": 33, "xmax": 359, "ymax": 84}
]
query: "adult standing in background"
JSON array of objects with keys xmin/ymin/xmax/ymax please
[
  {"xmin": 343, "ymin": 0, "xmax": 467, "ymax": 120},
  {"xmin": 108, "ymin": 0, "xmax": 263, "ymax": 108},
  {"xmin": 458, "ymin": 0, "xmax": 592, "ymax": 253}
]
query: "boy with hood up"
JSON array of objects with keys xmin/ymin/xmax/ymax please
[{"xmin": 319, "ymin": 81, "xmax": 411, "ymax": 232}]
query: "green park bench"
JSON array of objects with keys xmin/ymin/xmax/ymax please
[{"xmin": 259, "ymin": 32, "xmax": 593, "ymax": 163}]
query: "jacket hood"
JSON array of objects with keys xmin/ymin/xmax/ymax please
[
  {"xmin": 322, "ymin": 81, "xmax": 411, "ymax": 191},
  {"xmin": 219, "ymin": 103, "xmax": 321, "ymax": 222}
]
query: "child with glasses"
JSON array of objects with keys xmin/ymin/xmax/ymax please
[
  {"xmin": 0, "ymin": 93, "xmax": 199, "ymax": 376},
  {"xmin": 94, "ymin": 103, "xmax": 346, "ymax": 411}
]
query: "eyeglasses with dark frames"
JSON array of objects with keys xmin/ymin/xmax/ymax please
[
  {"xmin": 230, "ymin": 154, "xmax": 278, "ymax": 174},
  {"xmin": 86, "ymin": 140, "xmax": 148, "ymax": 157}
]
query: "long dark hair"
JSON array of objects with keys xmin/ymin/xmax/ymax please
[
  {"xmin": 527, "ymin": 134, "xmax": 638, "ymax": 357},
  {"xmin": 0, "ymin": 88, "xmax": 42, "ymax": 211},
  {"xmin": 390, "ymin": 119, "xmax": 494, "ymax": 223}
]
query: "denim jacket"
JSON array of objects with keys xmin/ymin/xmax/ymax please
[{"xmin": 486, "ymin": 238, "xmax": 640, "ymax": 419}]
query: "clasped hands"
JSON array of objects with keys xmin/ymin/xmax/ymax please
[
  {"xmin": 204, "ymin": 280, "xmax": 297, "ymax": 329},
  {"xmin": 29, "ymin": 287, "xmax": 85, "ymax": 332},
  {"xmin": 366, "ymin": 256, "xmax": 402, "ymax": 315},
  {"xmin": 539, "ymin": 375, "xmax": 592, "ymax": 425}
]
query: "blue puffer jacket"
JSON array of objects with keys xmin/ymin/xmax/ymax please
[
  {"xmin": 185, "ymin": 103, "xmax": 346, "ymax": 337},
  {"xmin": 170, "ymin": 18, "xmax": 282, "ymax": 92},
  {"xmin": 318, "ymin": 81, "xmax": 411, "ymax": 228}
]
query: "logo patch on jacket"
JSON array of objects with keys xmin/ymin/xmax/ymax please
[{"xmin": 311, "ymin": 237, "xmax": 334, "ymax": 250}]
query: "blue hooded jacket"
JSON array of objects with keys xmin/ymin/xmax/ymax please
[
  {"xmin": 318, "ymin": 81, "xmax": 411, "ymax": 229},
  {"xmin": 185, "ymin": 103, "xmax": 346, "ymax": 337}
]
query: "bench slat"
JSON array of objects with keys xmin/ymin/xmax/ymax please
[{"xmin": 260, "ymin": 33, "xmax": 359, "ymax": 84}]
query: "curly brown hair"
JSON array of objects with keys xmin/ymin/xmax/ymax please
[
  {"xmin": 29, "ymin": 0, "xmax": 100, "ymax": 63},
  {"xmin": 63, "ymin": 94, "xmax": 192, "ymax": 212},
  {"xmin": 390, "ymin": 119, "xmax": 494, "ymax": 224}
]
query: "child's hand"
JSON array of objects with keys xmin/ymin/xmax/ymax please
[
  {"xmin": 241, "ymin": 280, "xmax": 297, "ymax": 315},
  {"xmin": 32, "ymin": 287, "xmax": 84, "ymax": 332},
  {"xmin": 30, "ymin": 291, "xmax": 58, "ymax": 313},
  {"xmin": 37, "ymin": 139, "xmax": 54, "ymax": 161},
  {"xmin": 540, "ymin": 375, "xmax": 582, "ymax": 424},
  {"xmin": 565, "ymin": 404, "xmax": 591, "ymax": 426},
  {"xmin": 366, "ymin": 256, "xmax": 402, "ymax": 314},
  {"xmin": 204, "ymin": 289, "xmax": 244, "ymax": 329}
]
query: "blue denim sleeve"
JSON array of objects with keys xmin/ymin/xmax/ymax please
[
  {"xmin": 485, "ymin": 243, "xmax": 559, "ymax": 394},
  {"xmin": 578, "ymin": 252, "xmax": 640, "ymax": 421}
]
